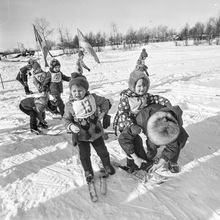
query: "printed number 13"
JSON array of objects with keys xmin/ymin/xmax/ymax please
[{"xmin": 82, "ymin": 100, "xmax": 92, "ymax": 113}]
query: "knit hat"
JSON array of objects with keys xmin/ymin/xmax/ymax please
[
  {"xmin": 69, "ymin": 72, "xmax": 89, "ymax": 91},
  {"xmin": 128, "ymin": 70, "xmax": 150, "ymax": 92},
  {"xmin": 147, "ymin": 110, "xmax": 180, "ymax": 145}
]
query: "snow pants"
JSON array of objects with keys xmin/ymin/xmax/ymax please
[{"xmin": 77, "ymin": 136, "xmax": 111, "ymax": 175}]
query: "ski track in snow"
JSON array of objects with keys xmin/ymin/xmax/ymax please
[{"xmin": 1, "ymin": 43, "xmax": 220, "ymax": 219}]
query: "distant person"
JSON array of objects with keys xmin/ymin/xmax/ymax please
[
  {"xmin": 16, "ymin": 64, "xmax": 33, "ymax": 95},
  {"xmin": 48, "ymin": 59, "xmax": 71, "ymax": 116},
  {"xmin": 75, "ymin": 50, "xmax": 90, "ymax": 75},
  {"xmin": 113, "ymin": 69, "xmax": 180, "ymax": 172},
  {"xmin": 135, "ymin": 48, "xmax": 149, "ymax": 76},
  {"xmin": 63, "ymin": 73, "xmax": 115, "ymax": 183}
]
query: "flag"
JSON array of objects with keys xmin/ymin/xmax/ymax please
[
  {"xmin": 77, "ymin": 28, "xmax": 100, "ymax": 63},
  {"xmin": 33, "ymin": 25, "xmax": 49, "ymax": 67}
]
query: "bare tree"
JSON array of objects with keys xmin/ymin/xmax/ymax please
[{"xmin": 34, "ymin": 17, "xmax": 53, "ymax": 40}]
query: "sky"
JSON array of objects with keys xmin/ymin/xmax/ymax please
[{"xmin": 0, "ymin": 0, "xmax": 220, "ymax": 51}]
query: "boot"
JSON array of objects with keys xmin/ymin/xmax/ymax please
[
  {"xmin": 168, "ymin": 162, "xmax": 180, "ymax": 173},
  {"xmin": 85, "ymin": 171, "xmax": 94, "ymax": 183},
  {"xmin": 104, "ymin": 164, "xmax": 115, "ymax": 175},
  {"xmin": 126, "ymin": 158, "xmax": 139, "ymax": 173}
]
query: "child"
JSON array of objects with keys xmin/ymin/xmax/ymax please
[
  {"xmin": 63, "ymin": 73, "xmax": 115, "ymax": 183},
  {"xmin": 48, "ymin": 59, "xmax": 71, "ymax": 116},
  {"xmin": 16, "ymin": 64, "xmax": 33, "ymax": 95},
  {"xmin": 75, "ymin": 50, "xmax": 90, "ymax": 75},
  {"xmin": 113, "ymin": 70, "xmax": 173, "ymax": 172},
  {"xmin": 32, "ymin": 68, "xmax": 51, "ymax": 93},
  {"xmin": 135, "ymin": 48, "xmax": 149, "ymax": 76},
  {"xmin": 28, "ymin": 58, "xmax": 41, "ymax": 74},
  {"xmin": 19, "ymin": 93, "xmax": 49, "ymax": 134},
  {"xmin": 136, "ymin": 103, "xmax": 189, "ymax": 173}
]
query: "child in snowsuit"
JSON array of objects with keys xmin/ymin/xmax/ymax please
[
  {"xmin": 19, "ymin": 93, "xmax": 49, "ymax": 134},
  {"xmin": 113, "ymin": 70, "xmax": 173, "ymax": 172},
  {"xmin": 28, "ymin": 58, "xmax": 41, "ymax": 74},
  {"xmin": 48, "ymin": 59, "xmax": 71, "ymax": 116},
  {"xmin": 16, "ymin": 64, "xmax": 33, "ymax": 95},
  {"xmin": 33, "ymin": 68, "xmax": 51, "ymax": 93},
  {"xmin": 136, "ymin": 103, "xmax": 189, "ymax": 173},
  {"xmin": 63, "ymin": 73, "xmax": 115, "ymax": 183},
  {"xmin": 75, "ymin": 50, "xmax": 90, "ymax": 75},
  {"xmin": 135, "ymin": 48, "xmax": 149, "ymax": 76}
]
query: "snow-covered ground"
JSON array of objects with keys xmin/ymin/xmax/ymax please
[{"xmin": 0, "ymin": 42, "xmax": 220, "ymax": 220}]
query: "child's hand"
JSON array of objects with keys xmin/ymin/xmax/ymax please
[
  {"xmin": 130, "ymin": 125, "xmax": 142, "ymax": 135},
  {"xmin": 148, "ymin": 158, "xmax": 166, "ymax": 173},
  {"xmin": 70, "ymin": 124, "xmax": 80, "ymax": 133}
]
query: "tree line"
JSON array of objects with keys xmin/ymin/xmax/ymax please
[{"xmin": 4, "ymin": 13, "xmax": 220, "ymax": 54}]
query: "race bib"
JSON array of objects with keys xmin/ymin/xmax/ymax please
[
  {"xmin": 51, "ymin": 72, "xmax": 62, "ymax": 83},
  {"xmin": 72, "ymin": 95, "xmax": 96, "ymax": 119},
  {"xmin": 34, "ymin": 72, "xmax": 46, "ymax": 82},
  {"xmin": 128, "ymin": 96, "xmax": 148, "ymax": 114}
]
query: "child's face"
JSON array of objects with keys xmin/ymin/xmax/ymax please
[
  {"xmin": 135, "ymin": 78, "xmax": 148, "ymax": 95},
  {"xmin": 53, "ymin": 65, "xmax": 60, "ymax": 73},
  {"xmin": 71, "ymin": 85, "xmax": 86, "ymax": 100}
]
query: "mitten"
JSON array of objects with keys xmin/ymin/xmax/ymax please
[
  {"xmin": 130, "ymin": 125, "xmax": 142, "ymax": 135},
  {"xmin": 70, "ymin": 124, "xmax": 80, "ymax": 133},
  {"xmin": 103, "ymin": 114, "xmax": 111, "ymax": 129}
]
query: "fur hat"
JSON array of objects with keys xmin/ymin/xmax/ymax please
[
  {"xmin": 128, "ymin": 70, "xmax": 150, "ymax": 92},
  {"xmin": 69, "ymin": 72, "xmax": 89, "ymax": 91},
  {"xmin": 147, "ymin": 111, "xmax": 180, "ymax": 145}
]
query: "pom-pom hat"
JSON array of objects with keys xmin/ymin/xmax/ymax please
[
  {"xmin": 128, "ymin": 70, "xmax": 150, "ymax": 92},
  {"xmin": 69, "ymin": 72, "xmax": 89, "ymax": 91}
]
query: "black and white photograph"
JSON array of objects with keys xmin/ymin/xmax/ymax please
[{"xmin": 1, "ymin": 0, "xmax": 220, "ymax": 219}]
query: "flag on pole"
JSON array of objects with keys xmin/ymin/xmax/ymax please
[
  {"xmin": 33, "ymin": 25, "xmax": 49, "ymax": 67},
  {"xmin": 77, "ymin": 28, "xmax": 100, "ymax": 63}
]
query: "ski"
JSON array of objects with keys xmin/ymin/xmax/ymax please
[
  {"xmin": 112, "ymin": 161, "xmax": 168, "ymax": 185},
  {"xmin": 99, "ymin": 169, "xmax": 108, "ymax": 195},
  {"xmin": 87, "ymin": 179, "xmax": 98, "ymax": 202}
]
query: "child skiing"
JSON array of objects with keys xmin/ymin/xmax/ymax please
[
  {"xmin": 75, "ymin": 50, "xmax": 90, "ymax": 75},
  {"xmin": 48, "ymin": 59, "xmax": 71, "ymax": 116},
  {"xmin": 19, "ymin": 92, "xmax": 49, "ymax": 134},
  {"xmin": 113, "ymin": 69, "xmax": 174, "ymax": 172},
  {"xmin": 135, "ymin": 48, "xmax": 149, "ymax": 76},
  {"xmin": 63, "ymin": 73, "xmax": 115, "ymax": 184},
  {"xmin": 16, "ymin": 64, "xmax": 33, "ymax": 95}
]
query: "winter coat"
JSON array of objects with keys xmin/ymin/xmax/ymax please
[
  {"xmin": 64, "ymin": 93, "xmax": 110, "ymax": 143},
  {"xmin": 16, "ymin": 65, "xmax": 31, "ymax": 83},
  {"xmin": 113, "ymin": 89, "xmax": 171, "ymax": 134},
  {"xmin": 19, "ymin": 97, "xmax": 47, "ymax": 122},
  {"xmin": 119, "ymin": 104, "xmax": 189, "ymax": 161},
  {"xmin": 33, "ymin": 71, "xmax": 51, "ymax": 92},
  {"xmin": 48, "ymin": 70, "xmax": 70, "ymax": 95}
]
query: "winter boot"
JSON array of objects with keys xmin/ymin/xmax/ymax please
[
  {"xmin": 126, "ymin": 158, "xmax": 139, "ymax": 173},
  {"xmin": 85, "ymin": 171, "xmax": 94, "ymax": 183},
  {"xmin": 104, "ymin": 164, "xmax": 115, "ymax": 175},
  {"xmin": 168, "ymin": 162, "xmax": 180, "ymax": 173},
  {"xmin": 140, "ymin": 161, "xmax": 154, "ymax": 172}
]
